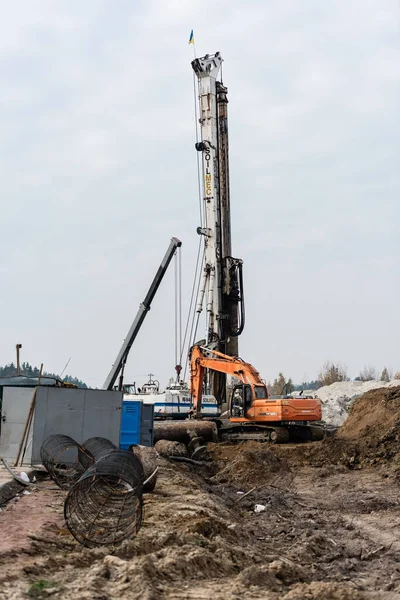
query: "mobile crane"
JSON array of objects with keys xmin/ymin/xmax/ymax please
[
  {"xmin": 103, "ymin": 237, "xmax": 182, "ymax": 391},
  {"xmin": 190, "ymin": 344, "xmax": 323, "ymax": 442}
]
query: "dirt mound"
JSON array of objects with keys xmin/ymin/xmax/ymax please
[
  {"xmin": 237, "ymin": 559, "xmax": 308, "ymax": 591},
  {"xmin": 317, "ymin": 379, "xmax": 400, "ymax": 426},
  {"xmin": 271, "ymin": 386, "xmax": 400, "ymax": 476},
  {"xmin": 282, "ymin": 582, "xmax": 366, "ymax": 600},
  {"xmin": 208, "ymin": 441, "xmax": 292, "ymax": 487},
  {"xmin": 335, "ymin": 385, "xmax": 400, "ymax": 472},
  {"xmin": 338, "ymin": 386, "xmax": 400, "ymax": 443}
]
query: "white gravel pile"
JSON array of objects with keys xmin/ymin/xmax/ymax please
[{"xmin": 316, "ymin": 380, "xmax": 400, "ymax": 426}]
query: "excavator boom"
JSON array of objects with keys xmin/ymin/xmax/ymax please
[{"xmin": 190, "ymin": 345, "xmax": 264, "ymax": 417}]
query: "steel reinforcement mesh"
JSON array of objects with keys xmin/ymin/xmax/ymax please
[
  {"xmin": 64, "ymin": 450, "xmax": 144, "ymax": 546},
  {"xmin": 78, "ymin": 437, "xmax": 117, "ymax": 470},
  {"xmin": 40, "ymin": 434, "xmax": 87, "ymax": 490}
]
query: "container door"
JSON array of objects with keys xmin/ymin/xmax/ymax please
[
  {"xmin": 140, "ymin": 404, "xmax": 154, "ymax": 447},
  {"xmin": 120, "ymin": 401, "xmax": 141, "ymax": 450},
  {"xmin": 0, "ymin": 387, "xmax": 35, "ymax": 464}
]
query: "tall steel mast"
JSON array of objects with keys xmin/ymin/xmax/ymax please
[{"xmin": 192, "ymin": 52, "xmax": 245, "ymax": 403}]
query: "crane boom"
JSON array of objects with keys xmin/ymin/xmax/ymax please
[{"xmin": 103, "ymin": 237, "xmax": 182, "ymax": 391}]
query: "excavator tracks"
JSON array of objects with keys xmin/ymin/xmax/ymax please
[{"xmin": 216, "ymin": 421, "xmax": 325, "ymax": 444}]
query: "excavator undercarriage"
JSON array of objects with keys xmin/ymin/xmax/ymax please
[{"xmin": 213, "ymin": 420, "xmax": 325, "ymax": 443}]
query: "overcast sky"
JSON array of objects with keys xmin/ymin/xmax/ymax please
[{"xmin": 1, "ymin": 0, "xmax": 399, "ymax": 387}]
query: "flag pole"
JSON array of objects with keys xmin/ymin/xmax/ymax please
[{"xmin": 189, "ymin": 30, "xmax": 196, "ymax": 59}]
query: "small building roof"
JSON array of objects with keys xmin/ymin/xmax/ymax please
[{"xmin": 0, "ymin": 375, "xmax": 67, "ymax": 387}]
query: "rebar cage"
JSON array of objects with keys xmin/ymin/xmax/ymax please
[
  {"xmin": 40, "ymin": 434, "xmax": 87, "ymax": 489},
  {"xmin": 64, "ymin": 450, "xmax": 144, "ymax": 546}
]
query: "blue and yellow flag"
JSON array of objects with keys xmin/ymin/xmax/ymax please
[{"xmin": 188, "ymin": 30, "xmax": 194, "ymax": 45}]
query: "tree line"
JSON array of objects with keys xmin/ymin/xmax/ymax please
[
  {"xmin": 0, "ymin": 362, "xmax": 88, "ymax": 388},
  {"xmin": 267, "ymin": 362, "xmax": 400, "ymax": 395}
]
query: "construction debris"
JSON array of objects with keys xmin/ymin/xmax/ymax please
[{"xmin": 1, "ymin": 459, "xmax": 31, "ymax": 486}]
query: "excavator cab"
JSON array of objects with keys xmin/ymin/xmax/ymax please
[
  {"xmin": 229, "ymin": 382, "xmax": 270, "ymax": 421},
  {"xmin": 230, "ymin": 384, "xmax": 256, "ymax": 417}
]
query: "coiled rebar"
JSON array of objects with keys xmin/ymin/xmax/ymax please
[
  {"xmin": 40, "ymin": 434, "xmax": 86, "ymax": 489},
  {"xmin": 64, "ymin": 450, "xmax": 144, "ymax": 546}
]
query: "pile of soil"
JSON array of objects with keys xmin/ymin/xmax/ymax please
[
  {"xmin": 317, "ymin": 379, "xmax": 400, "ymax": 426},
  {"xmin": 337, "ymin": 385, "xmax": 400, "ymax": 471},
  {"xmin": 207, "ymin": 441, "xmax": 292, "ymax": 488},
  {"xmin": 273, "ymin": 386, "xmax": 400, "ymax": 475},
  {"xmin": 338, "ymin": 386, "xmax": 400, "ymax": 443}
]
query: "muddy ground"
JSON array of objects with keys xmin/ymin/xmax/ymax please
[
  {"xmin": 1, "ymin": 388, "xmax": 400, "ymax": 599},
  {"xmin": 0, "ymin": 445, "xmax": 400, "ymax": 600}
]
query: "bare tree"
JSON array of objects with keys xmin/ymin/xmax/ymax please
[
  {"xmin": 318, "ymin": 361, "xmax": 349, "ymax": 387},
  {"xmin": 394, "ymin": 371, "xmax": 400, "ymax": 380},
  {"xmin": 270, "ymin": 373, "xmax": 294, "ymax": 395},
  {"xmin": 358, "ymin": 365, "xmax": 377, "ymax": 381}
]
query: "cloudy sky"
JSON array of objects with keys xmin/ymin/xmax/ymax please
[{"xmin": 1, "ymin": 0, "xmax": 399, "ymax": 387}]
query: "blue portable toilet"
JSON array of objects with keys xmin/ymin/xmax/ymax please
[{"xmin": 120, "ymin": 400, "xmax": 154, "ymax": 449}]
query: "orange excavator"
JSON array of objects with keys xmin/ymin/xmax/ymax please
[{"xmin": 190, "ymin": 345, "xmax": 323, "ymax": 443}]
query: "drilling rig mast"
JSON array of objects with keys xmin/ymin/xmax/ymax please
[{"xmin": 192, "ymin": 52, "xmax": 245, "ymax": 404}]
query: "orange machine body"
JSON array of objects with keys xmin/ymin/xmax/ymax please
[
  {"xmin": 229, "ymin": 397, "xmax": 322, "ymax": 423},
  {"xmin": 190, "ymin": 345, "xmax": 322, "ymax": 423}
]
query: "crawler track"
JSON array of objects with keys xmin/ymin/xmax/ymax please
[{"xmin": 216, "ymin": 421, "xmax": 326, "ymax": 443}]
